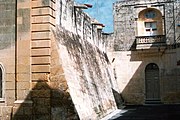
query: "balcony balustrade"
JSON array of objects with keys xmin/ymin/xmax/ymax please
[
  {"xmin": 135, "ymin": 35, "xmax": 166, "ymax": 50},
  {"xmin": 136, "ymin": 35, "xmax": 166, "ymax": 44}
]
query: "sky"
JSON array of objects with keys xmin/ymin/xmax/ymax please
[{"xmin": 75, "ymin": 0, "xmax": 117, "ymax": 33}]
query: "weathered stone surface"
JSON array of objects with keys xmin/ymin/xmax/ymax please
[
  {"xmin": 32, "ymin": 24, "xmax": 51, "ymax": 31},
  {"xmin": 31, "ymin": 90, "xmax": 51, "ymax": 98},
  {"xmin": 31, "ymin": 48, "xmax": 51, "ymax": 56},
  {"xmin": 106, "ymin": 0, "xmax": 180, "ymax": 105},
  {"xmin": 32, "ymin": 65, "xmax": 50, "ymax": 73},
  {"xmin": 0, "ymin": 1, "xmax": 15, "ymax": 49},
  {"xmin": 17, "ymin": 8, "xmax": 30, "ymax": 32},
  {"xmin": 0, "ymin": 106, "xmax": 13, "ymax": 120},
  {"xmin": 31, "ymin": 73, "xmax": 50, "ymax": 81},
  {"xmin": 0, "ymin": 0, "xmax": 118, "ymax": 119},
  {"xmin": 54, "ymin": 25, "xmax": 117, "ymax": 119}
]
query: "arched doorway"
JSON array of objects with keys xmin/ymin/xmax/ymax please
[{"xmin": 145, "ymin": 63, "xmax": 160, "ymax": 102}]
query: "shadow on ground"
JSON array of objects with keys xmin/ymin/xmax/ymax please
[{"xmin": 113, "ymin": 105, "xmax": 180, "ymax": 120}]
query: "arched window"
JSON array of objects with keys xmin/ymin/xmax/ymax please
[{"xmin": 137, "ymin": 8, "xmax": 164, "ymax": 36}]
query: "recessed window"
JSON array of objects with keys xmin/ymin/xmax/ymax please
[
  {"xmin": 138, "ymin": 8, "xmax": 164, "ymax": 36},
  {"xmin": 145, "ymin": 22, "xmax": 157, "ymax": 36},
  {"xmin": 145, "ymin": 10, "xmax": 156, "ymax": 19}
]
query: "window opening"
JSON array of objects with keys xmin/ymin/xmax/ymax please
[
  {"xmin": 145, "ymin": 10, "xmax": 156, "ymax": 19},
  {"xmin": 145, "ymin": 22, "xmax": 157, "ymax": 36}
]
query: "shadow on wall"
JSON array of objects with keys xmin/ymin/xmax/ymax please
[
  {"xmin": 122, "ymin": 47, "xmax": 164, "ymax": 104},
  {"xmin": 117, "ymin": 36, "xmax": 164, "ymax": 104},
  {"xmin": 121, "ymin": 58, "xmax": 145, "ymax": 105},
  {"xmin": 112, "ymin": 89, "xmax": 125, "ymax": 108},
  {"xmin": 120, "ymin": 48, "xmax": 178, "ymax": 104},
  {"xmin": 12, "ymin": 81, "xmax": 79, "ymax": 120}
]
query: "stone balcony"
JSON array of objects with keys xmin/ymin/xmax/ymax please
[{"xmin": 136, "ymin": 35, "xmax": 166, "ymax": 50}]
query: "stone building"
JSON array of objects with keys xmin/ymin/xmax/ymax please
[
  {"xmin": 0, "ymin": 0, "xmax": 180, "ymax": 119},
  {"xmin": 106, "ymin": 0, "xmax": 180, "ymax": 105},
  {"xmin": 0, "ymin": 0, "xmax": 119, "ymax": 119}
]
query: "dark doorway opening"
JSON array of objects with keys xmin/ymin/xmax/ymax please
[{"xmin": 145, "ymin": 63, "xmax": 160, "ymax": 103}]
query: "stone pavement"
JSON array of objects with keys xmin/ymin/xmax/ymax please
[{"xmin": 102, "ymin": 104, "xmax": 180, "ymax": 120}]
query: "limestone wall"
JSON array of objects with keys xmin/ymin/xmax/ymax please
[
  {"xmin": 108, "ymin": 48, "xmax": 180, "ymax": 105},
  {"xmin": 0, "ymin": 0, "xmax": 31, "ymax": 119},
  {"xmin": 0, "ymin": 0, "xmax": 118, "ymax": 119},
  {"xmin": 52, "ymin": 0, "xmax": 118, "ymax": 119},
  {"xmin": 107, "ymin": 0, "xmax": 180, "ymax": 105},
  {"xmin": 0, "ymin": 0, "xmax": 16, "ymax": 119},
  {"xmin": 54, "ymin": 27, "xmax": 117, "ymax": 119},
  {"xmin": 162, "ymin": 48, "xmax": 180, "ymax": 103},
  {"xmin": 56, "ymin": 0, "xmax": 106, "ymax": 52},
  {"xmin": 113, "ymin": 0, "xmax": 180, "ymax": 51}
]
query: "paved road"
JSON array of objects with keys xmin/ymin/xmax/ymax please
[{"xmin": 110, "ymin": 105, "xmax": 180, "ymax": 120}]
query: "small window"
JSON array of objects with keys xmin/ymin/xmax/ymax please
[
  {"xmin": 145, "ymin": 22, "xmax": 157, "ymax": 36},
  {"xmin": 152, "ymin": 28, "xmax": 157, "ymax": 31},
  {"xmin": 145, "ymin": 22, "xmax": 157, "ymax": 29},
  {"xmin": 146, "ymin": 29, "xmax": 150, "ymax": 31},
  {"xmin": 145, "ymin": 10, "xmax": 156, "ymax": 19}
]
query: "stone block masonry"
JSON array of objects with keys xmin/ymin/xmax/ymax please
[
  {"xmin": 0, "ymin": 0, "xmax": 16, "ymax": 119},
  {"xmin": 54, "ymin": 26, "xmax": 117, "ymax": 119},
  {"xmin": 0, "ymin": 0, "xmax": 119, "ymax": 119},
  {"xmin": 31, "ymin": 0, "xmax": 55, "ymax": 81},
  {"xmin": 107, "ymin": 0, "xmax": 180, "ymax": 105},
  {"xmin": 30, "ymin": 0, "xmax": 56, "ymax": 119}
]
